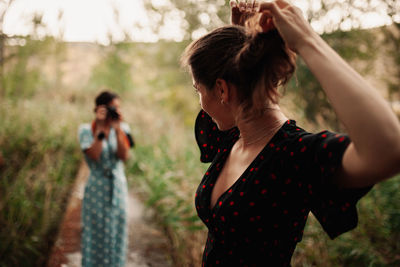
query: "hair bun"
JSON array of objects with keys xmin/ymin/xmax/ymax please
[
  {"xmin": 233, "ymin": 15, "xmax": 296, "ymax": 111},
  {"xmin": 235, "ymin": 30, "xmax": 284, "ymax": 84}
]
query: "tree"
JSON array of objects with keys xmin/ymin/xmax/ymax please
[
  {"xmin": 143, "ymin": 0, "xmax": 400, "ymax": 40},
  {"xmin": 0, "ymin": 0, "xmax": 15, "ymax": 95},
  {"xmin": 297, "ymin": 0, "xmax": 400, "ymax": 129},
  {"xmin": 143, "ymin": 0, "xmax": 231, "ymax": 40}
]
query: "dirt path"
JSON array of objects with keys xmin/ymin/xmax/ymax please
[{"xmin": 48, "ymin": 163, "xmax": 172, "ymax": 267}]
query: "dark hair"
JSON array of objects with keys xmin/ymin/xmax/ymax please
[
  {"xmin": 95, "ymin": 90, "xmax": 119, "ymax": 106},
  {"xmin": 181, "ymin": 19, "xmax": 296, "ymax": 119}
]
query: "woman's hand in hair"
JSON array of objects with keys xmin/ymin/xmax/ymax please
[
  {"xmin": 230, "ymin": 0, "xmax": 259, "ymax": 26},
  {"xmin": 258, "ymin": 0, "xmax": 319, "ymax": 53}
]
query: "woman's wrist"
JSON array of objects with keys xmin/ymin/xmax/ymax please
[
  {"xmin": 97, "ymin": 131, "xmax": 105, "ymax": 141},
  {"xmin": 297, "ymin": 34, "xmax": 324, "ymax": 59}
]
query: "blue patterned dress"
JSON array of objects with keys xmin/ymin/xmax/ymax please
[{"xmin": 78, "ymin": 122, "xmax": 131, "ymax": 267}]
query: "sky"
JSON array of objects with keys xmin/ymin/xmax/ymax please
[
  {"xmin": 2, "ymin": 0, "xmax": 182, "ymax": 43},
  {"xmin": 2, "ymin": 0, "xmax": 396, "ymax": 44}
]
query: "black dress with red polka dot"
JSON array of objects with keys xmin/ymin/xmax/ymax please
[{"xmin": 194, "ymin": 110, "xmax": 372, "ymax": 267}]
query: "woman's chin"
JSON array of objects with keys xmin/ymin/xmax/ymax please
[{"xmin": 214, "ymin": 121, "xmax": 235, "ymax": 131}]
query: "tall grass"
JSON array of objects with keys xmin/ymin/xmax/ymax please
[
  {"xmin": 124, "ymin": 105, "xmax": 207, "ymax": 266},
  {"xmin": 0, "ymin": 97, "xmax": 82, "ymax": 266},
  {"xmin": 292, "ymin": 176, "xmax": 400, "ymax": 267}
]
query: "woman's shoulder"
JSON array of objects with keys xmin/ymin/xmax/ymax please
[
  {"xmin": 274, "ymin": 119, "xmax": 350, "ymax": 163},
  {"xmin": 280, "ymin": 119, "xmax": 346, "ymax": 141}
]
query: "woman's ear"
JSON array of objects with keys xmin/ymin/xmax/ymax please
[{"xmin": 215, "ymin": 78, "xmax": 231, "ymax": 104}]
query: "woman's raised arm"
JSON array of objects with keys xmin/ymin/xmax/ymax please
[{"xmin": 258, "ymin": 0, "xmax": 400, "ymax": 187}]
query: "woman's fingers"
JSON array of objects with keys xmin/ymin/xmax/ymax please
[
  {"xmin": 230, "ymin": 1, "xmax": 314, "ymax": 52},
  {"xmin": 238, "ymin": 1, "xmax": 246, "ymax": 12},
  {"xmin": 231, "ymin": 0, "xmax": 262, "ymax": 25},
  {"xmin": 259, "ymin": 0, "xmax": 302, "ymax": 23},
  {"xmin": 258, "ymin": 1, "xmax": 316, "ymax": 52},
  {"xmin": 232, "ymin": 0, "xmax": 289, "ymax": 20},
  {"xmin": 258, "ymin": 1, "xmax": 285, "ymax": 20},
  {"xmin": 246, "ymin": 2, "xmax": 252, "ymax": 12},
  {"xmin": 230, "ymin": 0, "xmax": 241, "ymax": 24},
  {"xmin": 251, "ymin": 1, "xmax": 260, "ymax": 12},
  {"xmin": 231, "ymin": 0, "xmax": 259, "ymax": 25},
  {"xmin": 246, "ymin": 1, "xmax": 258, "ymax": 12},
  {"xmin": 259, "ymin": 11, "xmax": 274, "ymax": 32},
  {"xmin": 275, "ymin": 0, "xmax": 291, "ymax": 9}
]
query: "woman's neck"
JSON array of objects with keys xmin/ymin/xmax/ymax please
[{"xmin": 236, "ymin": 106, "xmax": 288, "ymax": 148}]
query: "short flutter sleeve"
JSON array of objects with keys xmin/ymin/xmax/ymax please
[
  {"xmin": 301, "ymin": 131, "xmax": 372, "ymax": 239},
  {"xmin": 121, "ymin": 122, "xmax": 135, "ymax": 148},
  {"xmin": 78, "ymin": 124, "xmax": 93, "ymax": 151},
  {"xmin": 195, "ymin": 110, "xmax": 238, "ymax": 163}
]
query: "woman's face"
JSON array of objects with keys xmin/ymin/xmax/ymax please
[
  {"xmin": 194, "ymin": 80, "xmax": 235, "ymax": 131},
  {"xmin": 95, "ymin": 97, "xmax": 121, "ymax": 121}
]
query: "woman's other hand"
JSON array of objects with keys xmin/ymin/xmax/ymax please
[
  {"xmin": 258, "ymin": 0, "xmax": 319, "ymax": 52},
  {"xmin": 230, "ymin": 0, "xmax": 259, "ymax": 26}
]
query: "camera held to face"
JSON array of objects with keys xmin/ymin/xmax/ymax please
[{"xmin": 107, "ymin": 106, "xmax": 120, "ymax": 120}]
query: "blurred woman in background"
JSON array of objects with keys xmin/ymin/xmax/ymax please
[
  {"xmin": 78, "ymin": 90, "xmax": 134, "ymax": 267},
  {"xmin": 181, "ymin": 0, "xmax": 400, "ymax": 266}
]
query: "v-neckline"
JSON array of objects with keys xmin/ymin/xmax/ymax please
[{"xmin": 208, "ymin": 121, "xmax": 288, "ymax": 212}]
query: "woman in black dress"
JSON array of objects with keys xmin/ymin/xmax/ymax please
[{"xmin": 181, "ymin": 0, "xmax": 400, "ymax": 266}]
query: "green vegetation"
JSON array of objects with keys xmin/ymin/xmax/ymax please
[
  {"xmin": 0, "ymin": 99, "xmax": 82, "ymax": 266},
  {"xmin": 293, "ymin": 177, "xmax": 400, "ymax": 267},
  {"xmin": 288, "ymin": 29, "xmax": 379, "ymax": 131},
  {"xmin": 126, "ymin": 128, "xmax": 207, "ymax": 266},
  {"xmin": 88, "ymin": 43, "xmax": 133, "ymax": 93},
  {"xmin": 1, "ymin": 25, "xmax": 399, "ymax": 267},
  {"xmin": 0, "ymin": 37, "xmax": 81, "ymax": 265}
]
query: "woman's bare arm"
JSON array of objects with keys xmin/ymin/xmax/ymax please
[
  {"xmin": 85, "ymin": 137, "xmax": 103, "ymax": 161},
  {"xmin": 115, "ymin": 126, "xmax": 130, "ymax": 161},
  {"xmin": 259, "ymin": 0, "xmax": 400, "ymax": 187}
]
